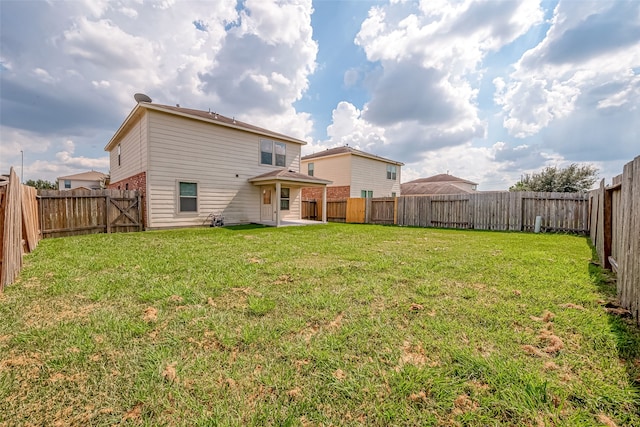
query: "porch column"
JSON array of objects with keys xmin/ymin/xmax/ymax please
[
  {"xmin": 322, "ymin": 185, "xmax": 327, "ymax": 223},
  {"xmin": 275, "ymin": 181, "xmax": 281, "ymax": 227}
]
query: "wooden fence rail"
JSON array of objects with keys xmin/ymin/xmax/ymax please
[
  {"xmin": 397, "ymin": 192, "xmax": 589, "ymax": 232},
  {"xmin": 38, "ymin": 189, "xmax": 143, "ymax": 238},
  {"xmin": 0, "ymin": 168, "xmax": 40, "ymax": 291},
  {"xmin": 322, "ymin": 192, "xmax": 589, "ymax": 233},
  {"xmin": 590, "ymin": 155, "xmax": 640, "ymax": 325}
]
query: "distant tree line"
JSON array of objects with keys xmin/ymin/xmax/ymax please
[
  {"xmin": 510, "ymin": 164, "xmax": 598, "ymax": 193},
  {"xmin": 24, "ymin": 179, "xmax": 57, "ymax": 190}
]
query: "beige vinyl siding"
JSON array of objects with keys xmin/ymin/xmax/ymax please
[
  {"xmin": 281, "ymin": 187, "xmax": 301, "ymax": 220},
  {"xmin": 146, "ymin": 111, "xmax": 302, "ymax": 228},
  {"xmin": 109, "ymin": 113, "xmax": 148, "ymax": 183},
  {"xmin": 350, "ymin": 156, "xmax": 401, "ymax": 198},
  {"xmin": 66, "ymin": 179, "xmax": 101, "ymax": 190},
  {"xmin": 301, "ymin": 155, "xmax": 351, "ymax": 186}
]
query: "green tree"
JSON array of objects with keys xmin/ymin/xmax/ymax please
[
  {"xmin": 509, "ymin": 164, "xmax": 598, "ymax": 193},
  {"xmin": 24, "ymin": 179, "xmax": 57, "ymax": 190}
]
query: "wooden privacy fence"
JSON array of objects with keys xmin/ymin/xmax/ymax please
[
  {"xmin": 0, "ymin": 168, "xmax": 40, "ymax": 291},
  {"xmin": 398, "ymin": 192, "xmax": 589, "ymax": 232},
  {"xmin": 325, "ymin": 200, "xmax": 347, "ymax": 223},
  {"xmin": 302, "ymin": 200, "xmax": 318, "ymax": 220},
  {"xmin": 38, "ymin": 189, "xmax": 143, "ymax": 238},
  {"xmin": 323, "ymin": 192, "xmax": 589, "ymax": 232},
  {"xmin": 590, "ymin": 155, "xmax": 640, "ymax": 325}
]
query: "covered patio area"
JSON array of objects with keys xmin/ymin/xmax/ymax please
[{"xmin": 248, "ymin": 170, "xmax": 332, "ymax": 227}]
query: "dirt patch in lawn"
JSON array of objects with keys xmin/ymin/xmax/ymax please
[{"xmin": 24, "ymin": 297, "xmax": 100, "ymax": 328}]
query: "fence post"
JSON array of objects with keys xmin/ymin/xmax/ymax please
[
  {"xmin": 137, "ymin": 192, "xmax": 143, "ymax": 231},
  {"xmin": 105, "ymin": 195, "xmax": 111, "ymax": 234},
  {"xmin": 603, "ymin": 186, "xmax": 612, "ymax": 269}
]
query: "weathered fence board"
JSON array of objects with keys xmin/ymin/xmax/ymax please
[
  {"xmin": 618, "ymin": 157, "xmax": 639, "ymax": 324},
  {"xmin": 589, "ymin": 155, "xmax": 640, "ymax": 325},
  {"xmin": 325, "ymin": 200, "xmax": 346, "ymax": 223},
  {"xmin": 21, "ymin": 185, "xmax": 39, "ymax": 252},
  {"xmin": 38, "ymin": 189, "xmax": 142, "ymax": 238},
  {"xmin": 302, "ymin": 200, "xmax": 318, "ymax": 220},
  {"xmin": 0, "ymin": 168, "xmax": 39, "ymax": 291},
  {"xmin": 395, "ymin": 192, "xmax": 589, "ymax": 233},
  {"xmin": 369, "ymin": 198, "xmax": 394, "ymax": 225}
]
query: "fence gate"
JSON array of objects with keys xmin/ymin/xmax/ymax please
[{"xmin": 108, "ymin": 195, "xmax": 143, "ymax": 233}]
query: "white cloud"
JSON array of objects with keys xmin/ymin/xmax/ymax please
[
  {"xmin": 199, "ymin": 0, "xmax": 317, "ymax": 123},
  {"xmin": 496, "ymin": 0, "xmax": 640, "ymax": 140},
  {"xmin": 61, "ymin": 17, "xmax": 156, "ymax": 70},
  {"xmin": 344, "ymin": 68, "xmax": 359, "ymax": 87},
  {"xmin": 336, "ymin": 0, "xmax": 543, "ymax": 163},
  {"xmin": 92, "ymin": 80, "xmax": 110, "ymax": 88},
  {"xmin": 33, "ymin": 68, "xmax": 56, "ymax": 84}
]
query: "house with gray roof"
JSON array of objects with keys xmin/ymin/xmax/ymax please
[
  {"xmin": 105, "ymin": 97, "xmax": 331, "ymax": 228},
  {"xmin": 401, "ymin": 174, "xmax": 478, "ymax": 196}
]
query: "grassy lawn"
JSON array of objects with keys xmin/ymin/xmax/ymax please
[{"xmin": 1, "ymin": 223, "xmax": 638, "ymax": 426}]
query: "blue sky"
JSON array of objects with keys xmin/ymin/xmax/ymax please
[{"xmin": 1, "ymin": 0, "xmax": 638, "ymax": 190}]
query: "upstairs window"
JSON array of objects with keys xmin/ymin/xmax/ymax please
[
  {"xmin": 308, "ymin": 162, "xmax": 314, "ymax": 176},
  {"xmin": 260, "ymin": 139, "xmax": 287, "ymax": 167},
  {"xmin": 117, "ymin": 144, "xmax": 121, "ymax": 167},
  {"xmin": 387, "ymin": 165, "xmax": 397, "ymax": 180},
  {"xmin": 179, "ymin": 182, "xmax": 198, "ymax": 212},
  {"xmin": 64, "ymin": 180, "xmax": 71, "ymax": 189},
  {"xmin": 275, "ymin": 142, "xmax": 286, "ymax": 167},
  {"xmin": 260, "ymin": 139, "xmax": 273, "ymax": 165}
]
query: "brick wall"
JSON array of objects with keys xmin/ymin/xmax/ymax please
[
  {"xmin": 302, "ymin": 185, "xmax": 350, "ymax": 201},
  {"xmin": 109, "ymin": 171, "xmax": 147, "ymax": 228}
]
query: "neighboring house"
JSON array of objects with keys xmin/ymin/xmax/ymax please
[
  {"xmin": 401, "ymin": 174, "xmax": 478, "ymax": 195},
  {"xmin": 300, "ymin": 146, "xmax": 403, "ymax": 200},
  {"xmin": 104, "ymin": 99, "xmax": 331, "ymax": 229},
  {"xmin": 57, "ymin": 170, "xmax": 108, "ymax": 190}
]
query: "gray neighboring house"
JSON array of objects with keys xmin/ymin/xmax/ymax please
[{"xmin": 401, "ymin": 174, "xmax": 478, "ymax": 195}]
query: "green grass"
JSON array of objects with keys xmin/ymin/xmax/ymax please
[{"xmin": 0, "ymin": 223, "xmax": 638, "ymax": 426}]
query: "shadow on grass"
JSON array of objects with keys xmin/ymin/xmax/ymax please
[
  {"xmin": 587, "ymin": 242, "xmax": 640, "ymax": 394},
  {"xmin": 219, "ymin": 223, "xmax": 270, "ymax": 231}
]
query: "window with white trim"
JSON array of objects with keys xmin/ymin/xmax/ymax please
[
  {"xmin": 64, "ymin": 180, "xmax": 71, "ymax": 189},
  {"xmin": 308, "ymin": 162, "xmax": 314, "ymax": 176},
  {"xmin": 179, "ymin": 182, "xmax": 198, "ymax": 212},
  {"xmin": 280, "ymin": 187, "xmax": 290, "ymax": 210},
  {"xmin": 387, "ymin": 165, "xmax": 397, "ymax": 180},
  {"xmin": 361, "ymin": 190, "xmax": 373, "ymax": 198},
  {"xmin": 260, "ymin": 139, "xmax": 287, "ymax": 166},
  {"xmin": 275, "ymin": 142, "xmax": 286, "ymax": 167},
  {"xmin": 117, "ymin": 144, "xmax": 121, "ymax": 167}
]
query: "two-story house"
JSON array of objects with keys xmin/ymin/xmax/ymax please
[
  {"xmin": 105, "ymin": 98, "xmax": 331, "ymax": 229},
  {"xmin": 300, "ymin": 146, "xmax": 403, "ymax": 200},
  {"xmin": 57, "ymin": 170, "xmax": 108, "ymax": 190}
]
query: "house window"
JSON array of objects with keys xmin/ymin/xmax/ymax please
[
  {"xmin": 260, "ymin": 139, "xmax": 287, "ymax": 166},
  {"xmin": 361, "ymin": 190, "xmax": 373, "ymax": 198},
  {"xmin": 179, "ymin": 182, "xmax": 198, "ymax": 212},
  {"xmin": 64, "ymin": 180, "xmax": 71, "ymax": 189},
  {"xmin": 387, "ymin": 165, "xmax": 397, "ymax": 180},
  {"xmin": 117, "ymin": 145, "xmax": 121, "ymax": 167},
  {"xmin": 308, "ymin": 162, "xmax": 314, "ymax": 176},
  {"xmin": 260, "ymin": 139, "xmax": 273, "ymax": 165},
  {"xmin": 275, "ymin": 142, "xmax": 286, "ymax": 167},
  {"xmin": 280, "ymin": 187, "xmax": 290, "ymax": 210},
  {"xmin": 391, "ymin": 192, "xmax": 396, "ymax": 197}
]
